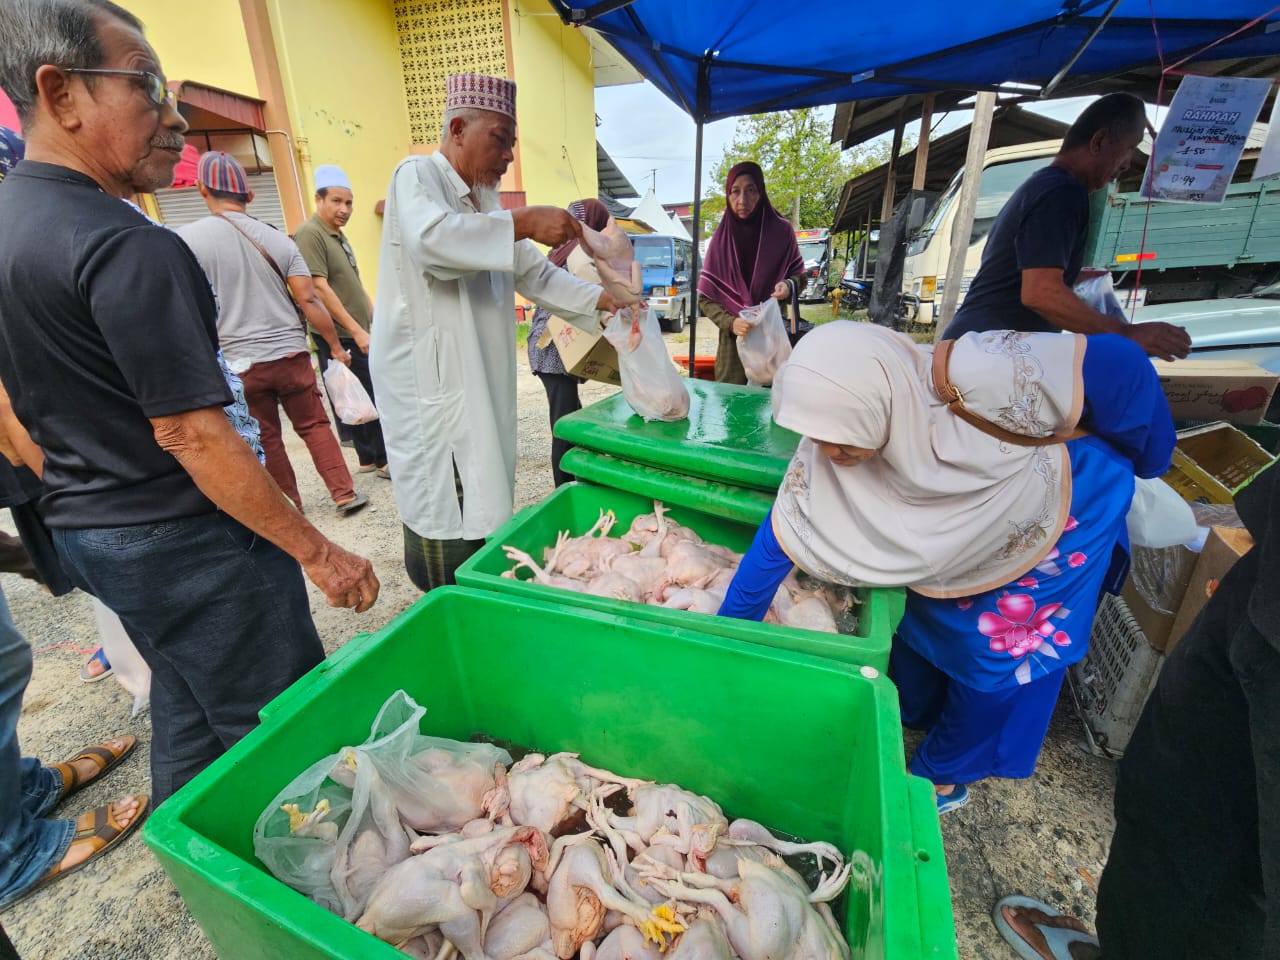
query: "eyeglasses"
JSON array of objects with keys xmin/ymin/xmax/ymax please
[{"xmin": 63, "ymin": 68, "xmax": 176, "ymax": 111}]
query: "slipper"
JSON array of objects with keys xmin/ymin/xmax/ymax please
[
  {"xmin": 336, "ymin": 493, "xmax": 368, "ymax": 515},
  {"xmin": 375, "ymin": 466, "xmax": 391, "ymax": 480},
  {"xmin": 79, "ymin": 647, "xmax": 113, "ymax": 683},
  {"xmin": 993, "ymin": 895, "xmax": 1100, "ymax": 960},
  {"xmin": 0, "ymin": 795, "xmax": 149, "ymax": 912},
  {"xmin": 49, "ymin": 734, "xmax": 137, "ymax": 805},
  {"xmin": 356, "ymin": 464, "xmax": 377, "ymax": 474}
]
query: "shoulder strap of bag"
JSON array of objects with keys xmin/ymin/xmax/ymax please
[
  {"xmin": 214, "ymin": 212, "xmax": 298, "ymax": 296},
  {"xmin": 932, "ymin": 338, "xmax": 1089, "ymax": 447}
]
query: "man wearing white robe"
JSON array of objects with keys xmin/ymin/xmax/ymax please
[{"xmin": 370, "ymin": 73, "xmax": 621, "ymax": 591}]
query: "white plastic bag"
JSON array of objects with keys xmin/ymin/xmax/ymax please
[
  {"xmin": 1126, "ymin": 476, "xmax": 1198, "ymax": 548},
  {"xmin": 92, "ymin": 597, "xmax": 150, "ymax": 717},
  {"xmin": 322, "ymin": 361, "xmax": 379, "ymax": 425},
  {"xmin": 1073, "ymin": 273, "xmax": 1128, "ymax": 322},
  {"xmin": 736, "ymin": 298, "xmax": 792, "ymax": 386},
  {"xmin": 603, "ymin": 305, "xmax": 690, "ymax": 421}
]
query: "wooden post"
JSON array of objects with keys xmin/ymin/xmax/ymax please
[
  {"xmin": 879, "ymin": 103, "xmax": 908, "ymax": 225},
  {"xmin": 912, "ymin": 94, "xmax": 935, "ymax": 191},
  {"xmin": 934, "ymin": 91, "xmax": 997, "ymax": 342}
]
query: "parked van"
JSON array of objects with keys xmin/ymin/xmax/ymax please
[{"xmin": 630, "ymin": 233, "xmax": 694, "ymax": 332}]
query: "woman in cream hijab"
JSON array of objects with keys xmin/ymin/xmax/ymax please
[{"xmin": 719, "ymin": 321, "xmax": 1174, "ymax": 813}]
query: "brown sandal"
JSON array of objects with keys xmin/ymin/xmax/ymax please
[
  {"xmin": 0, "ymin": 795, "xmax": 149, "ymax": 911},
  {"xmin": 48, "ymin": 735, "xmax": 137, "ymax": 806}
]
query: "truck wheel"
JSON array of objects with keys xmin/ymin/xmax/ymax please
[{"xmin": 667, "ymin": 303, "xmax": 686, "ymax": 334}]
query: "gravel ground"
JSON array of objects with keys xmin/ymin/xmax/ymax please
[{"xmin": 2, "ymin": 327, "xmax": 1116, "ymax": 959}]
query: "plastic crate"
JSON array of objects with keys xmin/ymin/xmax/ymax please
[
  {"xmin": 559, "ymin": 448, "xmax": 777, "ymax": 526},
  {"xmin": 1067, "ymin": 593, "xmax": 1164, "ymax": 758},
  {"xmin": 456, "ymin": 482, "xmax": 904, "ymax": 672},
  {"xmin": 143, "ymin": 587, "xmax": 956, "ymax": 960},
  {"xmin": 553, "ymin": 380, "xmax": 799, "ymax": 492},
  {"xmin": 1163, "ymin": 421, "xmax": 1277, "ymax": 503}
]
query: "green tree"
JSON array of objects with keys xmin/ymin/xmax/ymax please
[{"xmin": 700, "ymin": 109, "xmax": 907, "ymax": 239}]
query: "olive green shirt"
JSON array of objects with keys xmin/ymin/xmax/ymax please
[{"xmin": 293, "ymin": 213, "xmax": 372, "ymax": 336}]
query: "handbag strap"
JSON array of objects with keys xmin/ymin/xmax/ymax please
[
  {"xmin": 932, "ymin": 339, "xmax": 1088, "ymax": 447},
  {"xmin": 214, "ymin": 213, "xmax": 294, "ymax": 301}
]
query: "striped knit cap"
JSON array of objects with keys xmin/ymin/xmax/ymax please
[
  {"xmin": 197, "ymin": 151, "xmax": 249, "ymax": 195},
  {"xmin": 445, "ymin": 73, "xmax": 516, "ymax": 120}
]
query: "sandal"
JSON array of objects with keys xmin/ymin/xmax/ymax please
[
  {"xmin": 993, "ymin": 895, "xmax": 1101, "ymax": 960},
  {"xmin": 0, "ymin": 795, "xmax": 149, "ymax": 911},
  {"xmin": 335, "ymin": 493, "xmax": 369, "ymax": 515},
  {"xmin": 48, "ymin": 735, "xmax": 137, "ymax": 805},
  {"xmin": 79, "ymin": 647, "xmax": 113, "ymax": 683}
]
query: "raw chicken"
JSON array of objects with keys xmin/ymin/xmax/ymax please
[
  {"xmin": 606, "ymin": 784, "xmax": 729, "ymax": 873},
  {"xmin": 545, "ymin": 835, "xmax": 686, "ymax": 958},
  {"xmin": 281, "ymin": 799, "xmax": 338, "ymax": 842},
  {"xmin": 584, "ymin": 571, "xmax": 643, "ymax": 602},
  {"xmin": 669, "ymin": 912, "xmax": 734, "ymax": 960},
  {"xmin": 659, "ymin": 588, "xmax": 722, "ymax": 615},
  {"xmin": 495, "ymin": 752, "xmax": 649, "ymax": 837},
  {"xmin": 544, "ymin": 512, "xmax": 633, "ymax": 579},
  {"xmin": 723, "ymin": 819, "xmax": 844, "ymax": 876},
  {"xmin": 580, "ymin": 219, "xmax": 643, "ymax": 307},
  {"xmin": 485, "ymin": 892, "xmax": 551, "ymax": 960},
  {"xmin": 580, "ymin": 923, "xmax": 666, "ymax": 960},
  {"xmin": 503, "ymin": 546, "xmax": 588, "ymax": 593},
  {"xmin": 600, "ymin": 553, "xmax": 668, "ymax": 598},
  {"xmin": 639, "ymin": 855, "xmax": 851, "ymax": 960},
  {"xmin": 356, "ymin": 825, "xmax": 548, "ymax": 953},
  {"xmin": 400, "ymin": 930, "xmax": 446, "ymax": 959},
  {"xmin": 651, "ymin": 541, "xmax": 730, "ymax": 599}
]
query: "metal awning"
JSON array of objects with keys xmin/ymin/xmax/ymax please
[
  {"xmin": 830, "ymin": 105, "xmax": 1071, "ymax": 234},
  {"xmin": 168, "ymin": 80, "xmax": 266, "ymax": 131},
  {"xmin": 597, "ymin": 141, "xmax": 639, "ymax": 199}
]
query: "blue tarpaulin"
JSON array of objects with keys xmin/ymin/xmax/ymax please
[{"xmin": 551, "ymin": 1, "xmax": 1280, "ymax": 121}]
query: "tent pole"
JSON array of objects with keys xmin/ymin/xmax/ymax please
[
  {"xmin": 689, "ymin": 118, "xmax": 704, "ymax": 373},
  {"xmin": 934, "ymin": 90, "xmax": 996, "ymax": 342},
  {"xmin": 912, "ymin": 94, "xmax": 935, "ymax": 191}
]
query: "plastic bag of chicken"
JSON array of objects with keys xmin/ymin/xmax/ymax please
[
  {"xmin": 603, "ymin": 305, "xmax": 690, "ymax": 422},
  {"xmin": 254, "ymin": 690, "xmax": 512, "ymax": 917},
  {"xmin": 736, "ymin": 298, "xmax": 793, "ymax": 387}
]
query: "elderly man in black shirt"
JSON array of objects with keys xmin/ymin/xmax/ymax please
[
  {"xmin": 0, "ymin": 0, "xmax": 380, "ymax": 909},
  {"xmin": 945, "ymin": 94, "xmax": 1191, "ymax": 362}
]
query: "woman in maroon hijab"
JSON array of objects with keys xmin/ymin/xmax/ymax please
[{"xmin": 698, "ymin": 162, "xmax": 805, "ymax": 384}]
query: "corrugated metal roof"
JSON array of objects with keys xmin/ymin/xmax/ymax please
[{"xmin": 597, "ymin": 142, "xmax": 639, "ymax": 199}]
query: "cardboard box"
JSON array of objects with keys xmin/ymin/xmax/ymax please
[
  {"xmin": 1152, "ymin": 359, "xmax": 1280, "ymax": 425},
  {"xmin": 1166, "ymin": 525, "xmax": 1255, "ymax": 651},
  {"xmin": 1121, "ymin": 543, "xmax": 1199, "ymax": 653},
  {"xmin": 544, "ymin": 315, "xmax": 621, "ymax": 386}
]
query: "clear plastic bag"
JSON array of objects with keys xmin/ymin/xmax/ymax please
[
  {"xmin": 1073, "ymin": 273, "xmax": 1128, "ymax": 322},
  {"xmin": 322, "ymin": 360, "xmax": 379, "ymax": 425},
  {"xmin": 254, "ymin": 690, "xmax": 511, "ymax": 916},
  {"xmin": 92, "ymin": 597, "xmax": 150, "ymax": 717},
  {"xmin": 603, "ymin": 305, "xmax": 690, "ymax": 421},
  {"xmin": 1129, "ymin": 502, "xmax": 1246, "ymax": 612},
  {"xmin": 736, "ymin": 298, "xmax": 793, "ymax": 386}
]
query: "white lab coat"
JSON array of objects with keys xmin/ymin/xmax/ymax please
[{"xmin": 370, "ymin": 152, "xmax": 602, "ymax": 540}]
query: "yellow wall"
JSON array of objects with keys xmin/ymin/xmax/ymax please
[
  {"xmin": 507, "ymin": 0, "xmax": 598, "ymax": 211},
  {"xmin": 132, "ymin": 0, "xmax": 258, "ymax": 97},
  {"xmin": 266, "ymin": 0, "xmax": 411, "ymax": 293}
]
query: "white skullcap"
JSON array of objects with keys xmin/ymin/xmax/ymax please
[{"xmin": 314, "ymin": 165, "xmax": 352, "ymax": 192}]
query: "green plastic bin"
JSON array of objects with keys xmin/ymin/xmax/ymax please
[
  {"xmin": 554, "ymin": 379, "xmax": 800, "ymax": 492},
  {"xmin": 455, "ymin": 481, "xmax": 904, "ymax": 672},
  {"xmin": 560, "ymin": 447, "xmax": 777, "ymax": 526},
  {"xmin": 143, "ymin": 588, "xmax": 955, "ymax": 960}
]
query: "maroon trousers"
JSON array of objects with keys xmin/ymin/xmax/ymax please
[{"xmin": 239, "ymin": 352, "xmax": 354, "ymax": 510}]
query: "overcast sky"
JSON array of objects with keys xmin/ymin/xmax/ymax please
[{"xmin": 595, "ymin": 81, "xmax": 1108, "ymax": 206}]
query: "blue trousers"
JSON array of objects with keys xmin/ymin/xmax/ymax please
[
  {"xmin": 54, "ymin": 512, "xmax": 324, "ymax": 803},
  {"xmin": 0, "ymin": 586, "xmax": 74, "ymax": 908},
  {"xmin": 891, "ymin": 637, "xmax": 1064, "ymax": 785}
]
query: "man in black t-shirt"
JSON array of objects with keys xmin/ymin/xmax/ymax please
[
  {"xmin": 945, "ymin": 94, "xmax": 1190, "ymax": 362},
  {"xmin": 0, "ymin": 0, "xmax": 381, "ymax": 909}
]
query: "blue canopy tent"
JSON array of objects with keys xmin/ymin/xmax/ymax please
[{"xmin": 549, "ymin": 0, "xmax": 1280, "ymax": 363}]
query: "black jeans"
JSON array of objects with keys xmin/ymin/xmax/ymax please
[
  {"xmin": 315, "ymin": 337, "xmax": 386, "ymax": 469},
  {"xmin": 53, "ymin": 513, "xmax": 324, "ymax": 803},
  {"xmin": 536, "ymin": 372, "xmax": 581, "ymax": 487},
  {"xmin": 1096, "ymin": 550, "xmax": 1279, "ymax": 959}
]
